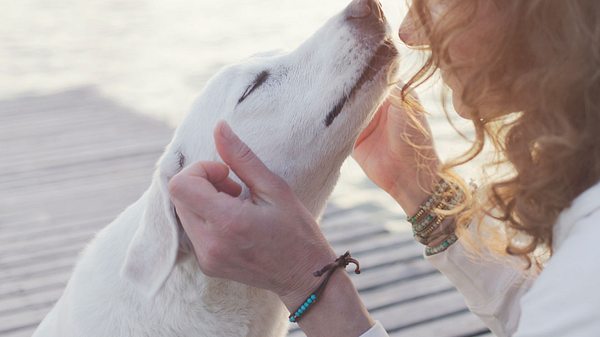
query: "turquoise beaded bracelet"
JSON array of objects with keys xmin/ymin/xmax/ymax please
[
  {"xmin": 288, "ymin": 251, "xmax": 361, "ymax": 323},
  {"xmin": 289, "ymin": 294, "xmax": 317, "ymax": 323}
]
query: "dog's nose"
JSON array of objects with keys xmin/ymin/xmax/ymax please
[{"xmin": 346, "ymin": 0, "xmax": 384, "ymax": 21}]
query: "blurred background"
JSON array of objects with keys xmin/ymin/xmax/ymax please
[{"xmin": 0, "ymin": 1, "xmax": 493, "ymax": 336}]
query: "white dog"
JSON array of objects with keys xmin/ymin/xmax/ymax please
[{"xmin": 33, "ymin": 0, "xmax": 398, "ymax": 336}]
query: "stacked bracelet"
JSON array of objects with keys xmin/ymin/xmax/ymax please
[
  {"xmin": 288, "ymin": 251, "xmax": 361, "ymax": 323},
  {"xmin": 413, "ymin": 214, "xmax": 446, "ymax": 245},
  {"xmin": 407, "ymin": 178, "xmax": 464, "ymax": 255},
  {"xmin": 408, "ymin": 179, "xmax": 450, "ymax": 225}
]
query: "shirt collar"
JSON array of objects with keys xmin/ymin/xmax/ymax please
[{"xmin": 553, "ymin": 179, "xmax": 600, "ymax": 250}]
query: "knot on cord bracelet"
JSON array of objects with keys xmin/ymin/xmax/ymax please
[{"xmin": 288, "ymin": 251, "xmax": 361, "ymax": 323}]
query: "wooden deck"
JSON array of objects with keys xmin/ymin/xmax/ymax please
[{"xmin": 0, "ymin": 87, "xmax": 492, "ymax": 337}]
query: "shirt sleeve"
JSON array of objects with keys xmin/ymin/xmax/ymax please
[
  {"xmin": 426, "ymin": 238, "xmax": 537, "ymax": 337},
  {"xmin": 359, "ymin": 321, "xmax": 389, "ymax": 337},
  {"xmin": 513, "ymin": 212, "xmax": 600, "ymax": 336}
]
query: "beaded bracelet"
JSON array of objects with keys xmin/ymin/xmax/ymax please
[
  {"xmin": 412, "ymin": 197, "xmax": 452, "ymax": 234},
  {"xmin": 288, "ymin": 251, "xmax": 361, "ymax": 323},
  {"xmin": 407, "ymin": 179, "xmax": 464, "ymax": 255},
  {"xmin": 425, "ymin": 233, "xmax": 459, "ymax": 256},
  {"xmin": 412, "ymin": 213, "xmax": 437, "ymax": 233},
  {"xmin": 411, "ymin": 203, "xmax": 454, "ymax": 235},
  {"xmin": 407, "ymin": 179, "xmax": 451, "ymax": 225},
  {"xmin": 412, "ymin": 190, "xmax": 460, "ymax": 238},
  {"xmin": 414, "ymin": 216, "xmax": 446, "ymax": 245}
]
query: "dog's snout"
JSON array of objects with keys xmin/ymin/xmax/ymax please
[{"xmin": 346, "ymin": 0, "xmax": 384, "ymax": 21}]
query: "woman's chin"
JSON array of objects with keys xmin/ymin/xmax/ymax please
[
  {"xmin": 455, "ymin": 107, "xmax": 474, "ymax": 120},
  {"xmin": 451, "ymin": 93, "xmax": 475, "ymax": 120},
  {"xmin": 450, "ymin": 86, "xmax": 516, "ymax": 121}
]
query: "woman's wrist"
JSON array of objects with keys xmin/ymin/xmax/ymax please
[
  {"xmin": 388, "ymin": 164, "xmax": 440, "ymax": 216},
  {"xmin": 278, "ymin": 248, "xmax": 337, "ymax": 308},
  {"xmin": 389, "ymin": 166, "xmax": 461, "ymax": 247},
  {"xmin": 403, "ymin": 175, "xmax": 464, "ymax": 255},
  {"xmin": 280, "ymin": 270, "xmax": 374, "ymax": 337}
]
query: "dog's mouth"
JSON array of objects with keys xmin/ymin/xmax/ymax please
[{"xmin": 324, "ymin": 39, "xmax": 398, "ymax": 127}]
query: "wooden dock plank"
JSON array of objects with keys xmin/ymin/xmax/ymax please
[{"xmin": 0, "ymin": 88, "xmax": 491, "ymax": 336}]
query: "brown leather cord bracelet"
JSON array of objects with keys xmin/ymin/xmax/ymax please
[{"xmin": 288, "ymin": 251, "xmax": 361, "ymax": 323}]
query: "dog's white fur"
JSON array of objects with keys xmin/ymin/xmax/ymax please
[{"xmin": 33, "ymin": 2, "xmax": 398, "ymax": 336}]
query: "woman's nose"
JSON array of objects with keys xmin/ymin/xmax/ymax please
[{"xmin": 398, "ymin": 7, "xmax": 429, "ymax": 47}]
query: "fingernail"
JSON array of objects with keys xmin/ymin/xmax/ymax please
[{"xmin": 220, "ymin": 121, "xmax": 235, "ymax": 140}]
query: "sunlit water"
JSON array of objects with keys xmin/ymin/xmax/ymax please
[{"xmin": 1, "ymin": 0, "xmax": 488, "ymax": 224}]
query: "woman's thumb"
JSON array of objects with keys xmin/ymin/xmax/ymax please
[{"xmin": 214, "ymin": 121, "xmax": 285, "ymax": 197}]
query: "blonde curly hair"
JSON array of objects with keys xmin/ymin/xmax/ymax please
[{"xmin": 402, "ymin": 0, "xmax": 600, "ymax": 266}]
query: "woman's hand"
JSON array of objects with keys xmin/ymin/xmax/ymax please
[
  {"xmin": 352, "ymin": 87, "xmax": 441, "ymax": 215},
  {"xmin": 170, "ymin": 121, "xmax": 376, "ymax": 336},
  {"xmin": 168, "ymin": 121, "xmax": 336, "ymax": 306}
]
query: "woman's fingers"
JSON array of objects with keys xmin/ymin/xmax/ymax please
[
  {"xmin": 198, "ymin": 161, "xmax": 243, "ymax": 197},
  {"xmin": 168, "ymin": 161, "xmax": 240, "ymax": 223},
  {"xmin": 214, "ymin": 120, "xmax": 289, "ymax": 203},
  {"xmin": 214, "ymin": 177, "xmax": 243, "ymax": 197},
  {"xmin": 354, "ymin": 100, "xmax": 388, "ymax": 151}
]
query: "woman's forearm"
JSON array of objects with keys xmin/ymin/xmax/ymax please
[{"xmin": 280, "ymin": 270, "xmax": 375, "ymax": 337}]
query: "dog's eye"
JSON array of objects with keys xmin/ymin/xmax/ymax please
[{"xmin": 238, "ymin": 71, "xmax": 269, "ymax": 104}]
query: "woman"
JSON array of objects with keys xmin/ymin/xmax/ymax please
[{"xmin": 168, "ymin": 1, "xmax": 600, "ymax": 336}]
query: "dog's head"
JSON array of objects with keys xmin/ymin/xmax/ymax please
[{"xmin": 123, "ymin": 0, "xmax": 399, "ymax": 296}]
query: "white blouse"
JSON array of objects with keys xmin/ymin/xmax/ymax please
[{"xmin": 359, "ymin": 180, "xmax": 600, "ymax": 337}]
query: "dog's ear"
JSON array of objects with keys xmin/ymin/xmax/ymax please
[{"xmin": 120, "ymin": 171, "xmax": 180, "ymax": 297}]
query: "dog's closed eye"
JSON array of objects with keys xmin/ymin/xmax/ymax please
[{"xmin": 238, "ymin": 71, "xmax": 270, "ymax": 104}]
